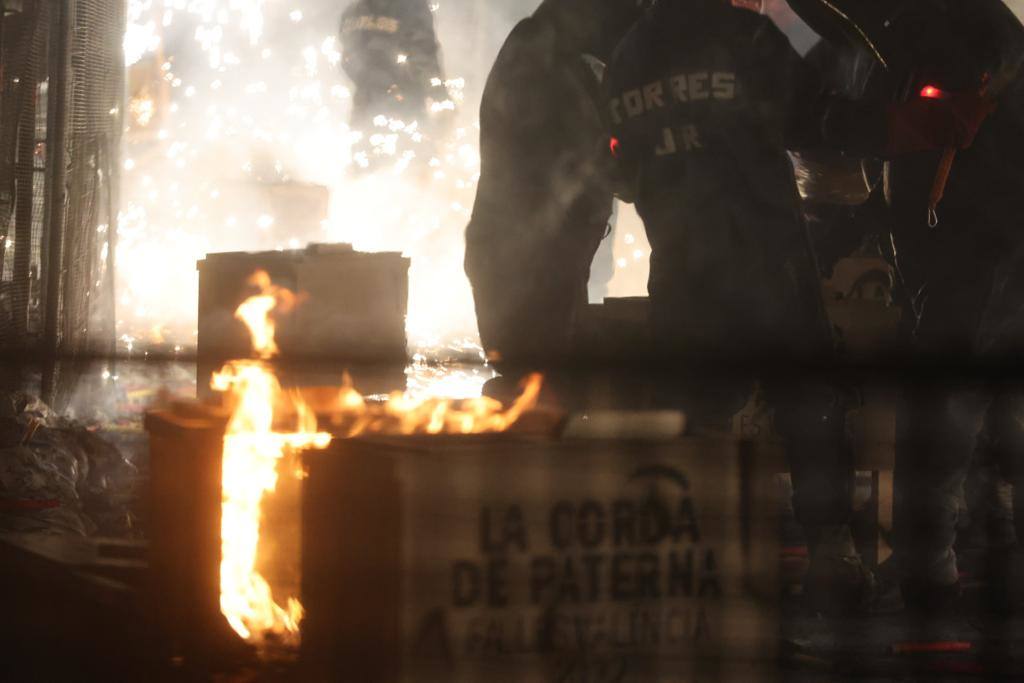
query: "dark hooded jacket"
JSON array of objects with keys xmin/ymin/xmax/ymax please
[
  {"xmin": 464, "ymin": 3, "xmax": 626, "ymax": 363},
  {"xmin": 604, "ymin": 0, "xmax": 845, "ymax": 359}
]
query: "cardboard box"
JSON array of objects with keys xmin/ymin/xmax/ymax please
[{"xmin": 302, "ymin": 434, "xmax": 782, "ymax": 682}]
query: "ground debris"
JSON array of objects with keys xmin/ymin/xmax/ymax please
[{"xmin": 0, "ymin": 392, "xmax": 139, "ymax": 536}]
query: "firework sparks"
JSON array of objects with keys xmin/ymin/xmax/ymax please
[{"xmin": 120, "ymin": 0, "xmax": 482, "ymax": 358}]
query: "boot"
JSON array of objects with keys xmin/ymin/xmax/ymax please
[
  {"xmin": 803, "ymin": 524, "xmax": 878, "ymax": 616},
  {"xmin": 897, "ymin": 546, "xmax": 964, "ymax": 616}
]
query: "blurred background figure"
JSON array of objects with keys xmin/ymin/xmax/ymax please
[{"xmin": 340, "ymin": 0, "xmax": 453, "ymax": 169}]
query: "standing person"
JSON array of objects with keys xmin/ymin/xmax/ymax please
[
  {"xmin": 785, "ymin": 0, "xmax": 1024, "ymax": 612},
  {"xmin": 604, "ymin": 0, "xmax": 991, "ymax": 613},
  {"xmin": 464, "ymin": 0, "xmax": 648, "ymax": 364},
  {"xmin": 339, "ymin": 0, "xmax": 451, "ymax": 167}
]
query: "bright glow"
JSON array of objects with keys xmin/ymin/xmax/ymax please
[
  {"xmin": 920, "ymin": 84, "xmax": 946, "ymax": 99},
  {"xmin": 120, "ymin": 0, "xmax": 482, "ymax": 357},
  {"xmin": 212, "ymin": 271, "xmax": 542, "ymax": 644},
  {"xmin": 213, "ymin": 271, "xmax": 330, "ymax": 644}
]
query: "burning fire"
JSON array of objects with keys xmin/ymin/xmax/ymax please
[
  {"xmin": 212, "ymin": 271, "xmax": 541, "ymax": 644},
  {"xmin": 212, "ymin": 272, "xmax": 329, "ymax": 644},
  {"xmin": 314, "ymin": 373, "xmax": 542, "ymax": 437}
]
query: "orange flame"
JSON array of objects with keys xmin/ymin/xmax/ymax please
[
  {"xmin": 212, "ymin": 270, "xmax": 542, "ymax": 645},
  {"xmin": 212, "ymin": 270, "xmax": 328, "ymax": 644},
  {"xmin": 234, "ymin": 270, "xmax": 299, "ymax": 359},
  {"xmin": 319, "ymin": 372, "xmax": 543, "ymax": 437}
]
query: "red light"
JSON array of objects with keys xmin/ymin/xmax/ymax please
[
  {"xmin": 609, "ymin": 137, "xmax": 620, "ymax": 158},
  {"xmin": 920, "ymin": 84, "xmax": 946, "ymax": 99}
]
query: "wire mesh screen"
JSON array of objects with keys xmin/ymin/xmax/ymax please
[
  {"xmin": 0, "ymin": 0, "xmax": 122, "ymax": 357},
  {"xmin": 60, "ymin": 0, "xmax": 123, "ymax": 355},
  {"xmin": 0, "ymin": 2, "xmax": 50, "ymax": 351}
]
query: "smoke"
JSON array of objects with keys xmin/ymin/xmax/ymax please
[{"xmin": 119, "ymin": 0, "xmax": 542, "ymax": 359}]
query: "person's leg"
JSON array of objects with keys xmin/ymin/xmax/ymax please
[
  {"xmin": 771, "ymin": 379, "xmax": 853, "ymax": 528},
  {"xmin": 962, "ymin": 403, "xmax": 1016, "ymax": 552},
  {"xmin": 983, "ymin": 391, "xmax": 1024, "ymax": 548},
  {"xmin": 768, "ymin": 377, "xmax": 874, "ymax": 612},
  {"xmin": 893, "ymin": 382, "xmax": 990, "ymax": 610}
]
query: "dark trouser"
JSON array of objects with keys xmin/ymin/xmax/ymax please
[
  {"xmin": 893, "ymin": 383, "xmax": 991, "ymax": 583},
  {"xmin": 889, "ymin": 232, "xmax": 1018, "ymax": 581},
  {"xmin": 464, "ymin": 221, "xmax": 603, "ymax": 364},
  {"xmin": 644, "ymin": 372, "xmax": 853, "ymax": 529},
  {"xmin": 966, "ymin": 390, "xmax": 1024, "ymax": 549},
  {"xmin": 648, "ymin": 236, "xmax": 853, "ymax": 530},
  {"xmin": 770, "ymin": 378, "xmax": 854, "ymax": 528}
]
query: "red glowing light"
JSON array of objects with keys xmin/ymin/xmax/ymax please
[
  {"xmin": 920, "ymin": 85, "xmax": 946, "ymax": 100},
  {"xmin": 609, "ymin": 137, "xmax": 620, "ymax": 158}
]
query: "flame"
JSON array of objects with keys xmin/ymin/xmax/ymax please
[
  {"xmin": 213, "ymin": 270, "xmax": 329, "ymax": 644},
  {"xmin": 233, "ymin": 270, "xmax": 299, "ymax": 359},
  {"xmin": 318, "ymin": 372, "xmax": 543, "ymax": 437},
  {"xmin": 212, "ymin": 271, "xmax": 541, "ymax": 645}
]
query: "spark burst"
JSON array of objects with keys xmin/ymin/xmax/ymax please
[{"xmin": 120, "ymin": 0, "xmax": 481, "ymax": 363}]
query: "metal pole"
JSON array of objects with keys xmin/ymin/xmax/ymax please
[
  {"xmin": 105, "ymin": 0, "xmax": 125, "ymax": 359},
  {"xmin": 42, "ymin": 0, "xmax": 69, "ymax": 356},
  {"xmin": 0, "ymin": 6, "xmax": 7, "ymax": 283}
]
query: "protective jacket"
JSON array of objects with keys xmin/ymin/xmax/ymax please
[
  {"xmin": 604, "ymin": 0, "xmax": 844, "ymax": 360},
  {"xmin": 340, "ymin": 0, "xmax": 447, "ymax": 126},
  {"xmin": 465, "ymin": 14, "xmax": 615, "ymax": 363}
]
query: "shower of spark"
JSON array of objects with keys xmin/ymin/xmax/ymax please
[{"xmin": 120, "ymin": 0, "xmax": 482, "ymax": 359}]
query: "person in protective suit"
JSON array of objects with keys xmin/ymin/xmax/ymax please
[
  {"xmin": 465, "ymin": 0, "xmax": 649, "ymax": 364},
  {"xmin": 339, "ymin": 0, "xmax": 451, "ymax": 166},
  {"xmin": 604, "ymin": 0, "xmax": 992, "ymax": 613},
  {"xmin": 786, "ymin": 0, "xmax": 1024, "ymax": 613}
]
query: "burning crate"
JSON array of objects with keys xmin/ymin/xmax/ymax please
[
  {"xmin": 197, "ymin": 243, "xmax": 409, "ymax": 362},
  {"xmin": 301, "ymin": 433, "xmax": 782, "ymax": 682},
  {"xmin": 144, "ymin": 401, "xmax": 237, "ymax": 657},
  {"xmin": 152, "ymin": 269, "xmax": 784, "ymax": 677}
]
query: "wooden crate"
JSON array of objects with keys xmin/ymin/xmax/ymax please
[
  {"xmin": 144, "ymin": 403, "xmax": 245, "ymax": 658},
  {"xmin": 302, "ymin": 434, "xmax": 782, "ymax": 682},
  {"xmin": 197, "ymin": 243, "xmax": 409, "ymax": 362}
]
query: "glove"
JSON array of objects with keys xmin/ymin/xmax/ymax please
[{"xmin": 885, "ymin": 91, "xmax": 997, "ymax": 156}]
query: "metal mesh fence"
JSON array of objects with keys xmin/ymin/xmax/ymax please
[
  {"xmin": 61, "ymin": 0, "xmax": 123, "ymax": 355},
  {"xmin": 0, "ymin": 1, "xmax": 49, "ymax": 350},
  {"xmin": 0, "ymin": 0, "xmax": 122, "ymax": 357}
]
